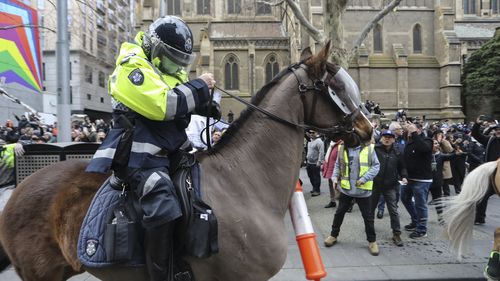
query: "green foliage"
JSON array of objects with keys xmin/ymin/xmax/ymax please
[{"xmin": 462, "ymin": 33, "xmax": 500, "ymax": 97}]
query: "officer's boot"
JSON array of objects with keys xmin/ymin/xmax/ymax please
[{"xmin": 145, "ymin": 222, "xmax": 175, "ymax": 281}]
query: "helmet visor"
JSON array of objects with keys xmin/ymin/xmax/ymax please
[{"xmin": 150, "ymin": 39, "xmax": 196, "ymax": 68}]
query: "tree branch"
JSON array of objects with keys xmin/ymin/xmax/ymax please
[
  {"xmin": 258, "ymin": 0, "xmax": 286, "ymax": 6},
  {"xmin": 284, "ymin": 0, "xmax": 325, "ymax": 44},
  {"xmin": 349, "ymin": 0, "xmax": 402, "ymax": 58}
]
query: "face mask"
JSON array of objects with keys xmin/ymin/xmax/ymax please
[{"xmin": 159, "ymin": 55, "xmax": 181, "ymax": 75}]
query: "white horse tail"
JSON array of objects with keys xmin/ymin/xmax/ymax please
[{"xmin": 443, "ymin": 160, "xmax": 497, "ymax": 259}]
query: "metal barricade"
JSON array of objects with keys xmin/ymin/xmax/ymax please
[{"xmin": 15, "ymin": 142, "xmax": 99, "ymax": 185}]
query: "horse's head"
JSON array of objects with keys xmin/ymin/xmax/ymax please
[{"xmin": 297, "ymin": 42, "xmax": 373, "ymax": 144}]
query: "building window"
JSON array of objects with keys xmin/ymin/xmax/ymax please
[
  {"xmin": 90, "ymin": 37, "xmax": 93, "ymax": 53},
  {"xmin": 42, "ymin": 62, "xmax": 46, "ymax": 81},
  {"xmin": 98, "ymin": 71, "xmax": 105, "ymax": 87},
  {"xmin": 197, "ymin": 0, "xmax": 210, "ymax": 15},
  {"xmin": 83, "ymin": 33, "xmax": 86, "ymax": 49},
  {"xmin": 224, "ymin": 55, "xmax": 239, "ymax": 90},
  {"xmin": 100, "ymin": 97, "xmax": 104, "ymax": 103},
  {"xmin": 87, "ymin": 94, "xmax": 92, "ymax": 100},
  {"xmin": 373, "ymin": 24, "xmax": 383, "ymax": 53},
  {"xmin": 228, "ymin": 0, "xmax": 241, "ymax": 14},
  {"xmin": 493, "ymin": 0, "xmax": 500, "ymax": 13},
  {"xmin": 256, "ymin": 2, "xmax": 271, "ymax": 14},
  {"xmin": 70, "ymin": 86, "xmax": 73, "ymax": 104},
  {"xmin": 69, "ymin": 62, "xmax": 72, "ymax": 80},
  {"xmin": 167, "ymin": 0, "xmax": 181, "ymax": 15},
  {"xmin": 463, "ymin": 0, "xmax": 476, "ymax": 14},
  {"xmin": 85, "ymin": 65, "xmax": 93, "ymax": 84},
  {"xmin": 265, "ymin": 54, "xmax": 280, "ymax": 84},
  {"xmin": 413, "ymin": 24, "xmax": 422, "ymax": 53}
]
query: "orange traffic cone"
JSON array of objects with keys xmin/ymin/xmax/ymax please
[{"xmin": 289, "ymin": 180, "xmax": 327, "ymax": 281}]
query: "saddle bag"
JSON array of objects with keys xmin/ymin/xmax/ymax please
[
  {"xmin": 103, "ymin": 176, "xmax": 142, "ymax": 263},
  {"xmin": 184, "ymin": 198, "xmax": 218, "ymax": 258},
  {"xmin": 171, "ymin": 151, "xmax": 219, "ymax": 259}
]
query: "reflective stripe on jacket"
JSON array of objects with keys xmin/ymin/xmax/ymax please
[
  {"xmin": 86, "ymin": 32, "xmax": 210, "ymax": 174},
  {"xmin": 339, "ymin": 144, "xmax": 374, "ymax": 191},
  {"xmin": 108, "ymin": 32, "xmax": 209, "ymax": 121}
]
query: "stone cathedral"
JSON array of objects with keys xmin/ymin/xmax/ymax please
[{"xmin": 135, "ymin": 0, "xmax": 499, "ymax": 121}]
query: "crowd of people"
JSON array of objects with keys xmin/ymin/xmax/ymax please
[
  {"xmin": 0, "ymin": 114, "xmax": 112, "ymax": 145},
  {"xmin": 304, "ymin": 114, "xmax": 500, "ymax": 256}
]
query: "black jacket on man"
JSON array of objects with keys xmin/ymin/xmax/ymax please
[
  {"xmin": 374, "ymin": 143, "xmax": 408, "ymax": 188},
  {"xmin": 403, "ymin": 132, "xmax": 433, "ymax": 180},
  {"xmin": 471, "ymin": 123, "xmax": 500, "ymax": 162}
]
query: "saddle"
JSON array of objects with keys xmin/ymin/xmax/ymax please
[{"xmin": 77, "ymin": 151, "xmax": 218, "ymax": 271}]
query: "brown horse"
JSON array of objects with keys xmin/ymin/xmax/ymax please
[{"xmin": 0, "ymin": 43, "xmax": 373, "ymax": 281}]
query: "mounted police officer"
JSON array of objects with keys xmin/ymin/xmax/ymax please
[{"xmin": 86, "ymin": 16, "xmax": 220, "ymax": 281}]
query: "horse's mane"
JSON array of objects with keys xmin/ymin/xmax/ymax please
[
  {"xmin": 203, "ymin": 66, "xmax": 295, "ymax": 155},
  {"xmin": 201, "ymin": 46, "xmax": 334, "ymax": 155}
]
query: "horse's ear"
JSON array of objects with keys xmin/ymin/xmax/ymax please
[
  {"xmin": 300, "ymin": 47, "xmax": 313, "ymax": 61},
  {"xmin": 317, "ymin": 40, "xmax": 331, "ymax": 62}
]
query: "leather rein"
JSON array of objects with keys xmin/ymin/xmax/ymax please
[{"xmin": 212, "ymin": 62, "xmax": 361, "ymax": 137}]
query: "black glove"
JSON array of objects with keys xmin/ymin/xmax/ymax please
[{"xmin": 196, "ymin": 101, "xmax": 221, "ymax": 120}]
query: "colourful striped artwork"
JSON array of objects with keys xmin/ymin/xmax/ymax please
[{"xmin": 0, "ymin": 0, "xmax": 42, "ymax": 92}]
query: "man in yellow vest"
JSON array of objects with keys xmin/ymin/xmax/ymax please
[
  {"xmin": 86, "ymin": 16, "xmax": 220, "ymax": 281},
  {"xmin": 324, "ymin": 135, "xmax": 380, "ymax": 255},
  {"xmin": 0, "ymin": 139, "xmax": 24, "ymax": 188}
]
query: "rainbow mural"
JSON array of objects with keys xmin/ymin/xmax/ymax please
[{"xmin": 0, "ymin": 0, "xmax": 42, "ymax": 93}]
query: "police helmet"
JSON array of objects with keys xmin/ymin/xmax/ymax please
[{"xmin": 147, "ymin": 16, "xmax": 195, "ymax": 73}]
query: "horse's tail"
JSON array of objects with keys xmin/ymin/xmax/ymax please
[{"xmin": 442, "ymin": 160, "xmax": 497, "ymax": 259}]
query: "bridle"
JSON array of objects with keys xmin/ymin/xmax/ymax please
[{"xmin": 211, "ymin": 62, "xmax": 364, "ymax": 139}]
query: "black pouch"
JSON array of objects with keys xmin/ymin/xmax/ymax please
[
  {"xmin": 104, "ymin": 195, "xmax": 138, "ymax": 262},
  {"xmin": 184, "ymin": 198, "xmax": 219, "ymax": 258}
]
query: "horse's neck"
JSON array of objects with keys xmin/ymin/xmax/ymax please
[{"xmin": 204, "ymin": 85, "xmax": 304, "ymax": 214}]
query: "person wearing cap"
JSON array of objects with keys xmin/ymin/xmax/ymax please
[
  {"xmin": 371, "ymin": 130, "xmax": 407, "ymax": 246},
  {"xmin": 375, "ymin": 122, "xmax": 406, "ymax": 219},
  {"xmin": 324, "ymin": 134, "xmax": 380, "ymax": 255},
  {"xmin": 471, "ymin": 116, "xmax": 500, "ymax": 225},
  {"xmin": 85, "ymin": 16, "xmax": 221, "ymax": 280}
]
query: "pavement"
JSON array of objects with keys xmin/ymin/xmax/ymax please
[{"xmin": 1, "ymin": 167, "xmax": 498, "ymax": 280}]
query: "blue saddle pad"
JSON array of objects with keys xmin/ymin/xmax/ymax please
[
  {"xmin": 77, "ymin": 161, "xmax": 203, "ymax": 268},
  {"xmin": 77, "ymin": 179, "xmax": 145, "ymax": 268}
]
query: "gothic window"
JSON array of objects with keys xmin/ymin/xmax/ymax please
[
  {"xmin": 225, "ymin": 55, "xmax": 239, "ymax": 90},
  {"xmin": 228, "ymin": 0, "xmax": 241, "ymax": 14},
  {"xmin": 265, "ymin": 54, "xmax": 280, "ymax": 84},
  {"xmin": 413, "ymin": 24, "xmax": 422, "ymax": 53},
  {"xmin": 463, "ymin": 0, "xmax": 476, "ymax": 14},
  {"xmin": 167, "ymin": 0, "xmax": 181, "ymax": 15},
  {"xmin": 256, "ymin": 2, "xmax": 271, "ymax": 14},
  {"xmin": 373, "ymin": 24, "xmax": 383, "ymax": 53},
  {"xmin": 493, "ymin": 0, "xmax": 500, "ymax": 13},
  {"xmin": 197, "ymin": 0, "xmax": 211, "ymax": 15}
]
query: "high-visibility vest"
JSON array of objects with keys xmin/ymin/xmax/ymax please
[
  {"xmin": 339, "ymin": 144, "xmax": 374, "ymax": 191},
  {"xmin": 0, "ymin": 144, "xmax": 15, "ymax": 169},
  {"xmin": 109, "ymin": 31, "xmax": 189, "ymax": 121}
]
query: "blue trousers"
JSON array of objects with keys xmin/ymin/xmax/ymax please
[{"xmin": 400, "ymin": 181, "xmax": 431, "ymax": 233}]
